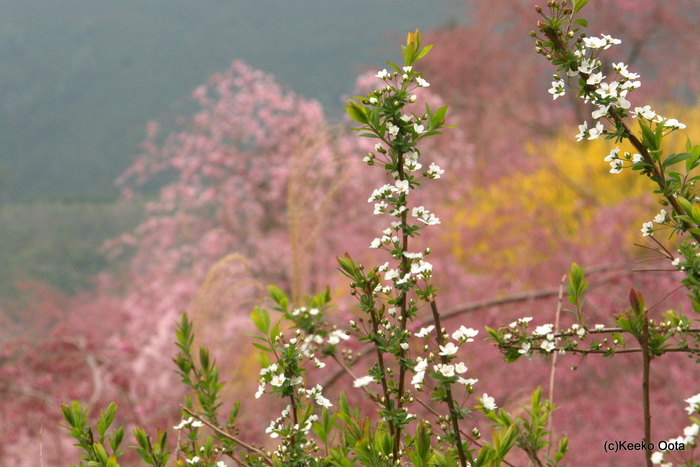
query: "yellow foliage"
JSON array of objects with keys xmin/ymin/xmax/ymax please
[{"xmin": 445, "ymin": 103, "xmax": 700, "ymax": 274}]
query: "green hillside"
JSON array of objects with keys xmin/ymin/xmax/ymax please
[{"xmin": 0, "ymin": 0, "xmax": 463, "ymax": 201}]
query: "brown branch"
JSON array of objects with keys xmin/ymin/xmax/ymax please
[
  {"xmin": 321, "ymin": 264, "xmax": 633, "ymax": 389},
  {"xmin": 547, "ymin": 274, "xmax": 566, "ymax": 459},
  {"xmin": 430, "ymin": 299, "xmax": 467, "ymax": 467},
  {"xmin": 640, "ymin": 310, "xmax": 653, "ymax": 467},
  {"xmin": 181, "ymin": 406, "xmax": 272, "ymax": 466},
  {"xmin": 608, "ymin": 108, "xmax": 700, "ymax": 245}
]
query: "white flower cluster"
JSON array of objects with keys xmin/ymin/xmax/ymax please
[
  {"xmin": 174, "ymin": 416, "xmax": 204, "ymax": 430},
  {"xmin": 375, "ymin": 65, "xmax": 429, "ymax": 88},
  {"xmin": 552, "ymin": 33, "xmax": 688, "ymax": 178},
  {"xmin": 641, "ymin": 209, "xmax": 668, "ymax": 237},
  {"xmin": 410, "ymin": 325, "xmax": 479, "ymax": 390},
  {"xmin": 412, "ymin": 205, "xmax": 440, "ymax": 225},
  {"xmin": 632, "ymin": 105, "xmax": 686, "ymax": 130},
  {"xmin": 353, "ymin": 375, "xmax": 375, "ymax": 388},
  {"xmin": 264, "ymin": 393, "xmax": 328, "ymax": 440},
  {"xmin": 567, "ymin": 39, "xmax": 640, "ymax": 127},
  {"xmin": 481, "ymin": 393, "xmax": 497, "ymax": 411},
  {"xmin": 650, "ymin": 394, "xmax": 700, "ymax": 465},
  {"xmin": 185, "ymin": 458, "xmax": 226, "ymax": 466},
  {"xmin": 303, "ymin": 384, "xmax": 333, "ymax": 409},
  {"xmin": 604, "ymin": 146, "xmax": 642, "ymax": 174},
  {"xmin": 506, "ymin": 318, "xmax": 559, "ymax": 354}
]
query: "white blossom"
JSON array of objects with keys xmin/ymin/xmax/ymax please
[
  {"xmin": 481, "ymin": 393, "xmax": 497, "ymax": 411},
  {"xmin": 439, "ymin": 342, "xmax": 459, "ymax": 356},
  {"xmin": 541, "ymin": 340, "xmax": 556, "ymax": 352},
  {"xmin": 416, "ymin": 76, "xmax": 430, "ymax": 87},
  {"xmin": 548, "ymin": 80, "xmax": 565, "ymax": 99},
  {"xmin": 452, "ymin": 326, "xmax": 478, "ymax": 342},
  {"xmin": 435, "ymin": 363, "xmax": 455, "ymax": 377},
  {"xmin": 632, "ymin": 105, "xmax": 656, "ymax": 120},
  {"xmin": 415, "ymin": 326, "xmax": 435, "ymax": 338},
  {"xmin": 533, "ymin": 324, "xmax": 553, "ymax": 336},
  {"xmin": 654, "ymin": 210, "xmax": 667, "ymax": 224}
]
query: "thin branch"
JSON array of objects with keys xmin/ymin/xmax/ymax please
[
  {"xmin": 181, "ymin": 406, "xmax": 272, "ymax": 466},
  {"xmin": 321, "ymin": 264, "xmax": 633, "ymax": 390},
  {"xmin": 546, "ymin": 274, "xmax": 566, "ymax": 459},
  {"xmin": 645, "ymin": 284, "xmax": 685, "ymax": 312},
  {"xmin": 641, "ymin": 310, "xmax": 653, "ymax": 467},
  {"xmin": 39, "ymin": 401, "xmax": 45, "ymax": 467},
  {"xmin": 430, "ymin": 299, "xmax": 467, "ymax": 467}
]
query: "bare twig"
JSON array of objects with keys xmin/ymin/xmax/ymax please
[
  {"xmin": 181, "ymin": 406, "xmax": 272, "ymax": 466},
  {"xmin": 546, "ymin": 274, "xmax": 566, "ymax": 458},
  {"xmin": 322, "ymin": 264, "xmax": 632, "ymax": 389}
]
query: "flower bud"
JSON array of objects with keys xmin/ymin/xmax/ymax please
[{"xmin": 409, "ymin": 95, "xmax": 417, "ymax": 103}]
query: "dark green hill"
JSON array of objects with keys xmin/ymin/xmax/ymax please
[{"xmin": 0, "ymin": 0, "xmax": 463, "ymax": 201}]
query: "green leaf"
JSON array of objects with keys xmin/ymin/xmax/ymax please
[
  {"xmin": 134, "ymin": 428, "xmax": 149, "ymax": 450},
  {"xmin": 414, "ymin": 44, "xmax": 434, "ymax": 61},
  {"xmin": 252, "ymin": 343, "xmax": 272, "ymax": 352},
  {"xmin": 385, "ymin": 61, "xmax": 402, "ymax": 74},
  {"xmin": 256, "ymin": 352, "xmax": 271, "ymax": 368},
  {"xmin": 250, "ymin": 307, "xmax": 271, "ymax": 335},
  {"xmin": 654, "ymin": 119, "xmax": 666, "ymax": 149},
  {"xmin": 497, "ymin": 424, "xmax": 518, "ymax": 458},
  {"xmin": 678, "ymin": 196, "xmax": 693, "ymax": 215},
  {"xmin": 415, "ymin": 421, "xmax": 431, "ymax": 461},
  {"xmin": 573, "ymin": 0, "xmax": 589, "ymax": 13},
  {"xmin": 338, "ymin": 391, "xmax": 350, "ymax": 417},
  {"xmin": 97, "ymin": 403, "xmax": 117, "ymax": 437},
  {"xmin": 473, "ymin": 444, "xmax": 495, "ymax": 467},
  {"xmin": 93, "ymin": 443, "xmax": 109, "ymax": 465},
  {"xmin": 337, "ymin": 253, "xmax": 359, "ymax": 280},
  {"xmin": 199, "ymin": 346, "xmax": 210, "ymax": 371},
  {"xmin": 401, "ymin": 43, "xmax": 417, "ymax": 65},
  {"xmin": 267, "ymin": 285, "xmax": 288, "ymax": 310},
  {"xmin": 343, "ymin": 101, "xmax": 368, "ymax": 124},
  {"xmin": 110, "ymin": 427, "xmax": 124, "ymax": 453},
  {"xmin": 573, "ymin": 18, "xmax": 588, "ymax": 27},
  {"xmin": 691, "ymin": 203, "xmax": 700, "ymax": 224},
  {"xmin": 638, "ymin": 119, "xmax": 657, "ymax": 151},
  {"xmin": 312, "ymin": 419, "xmax": 327, "ymax": 444},
  {"xmin": 431, "ymin": 105, "xmax": 448, "ymax": 128},
  {"xmin": 62, "ymin": 402, "xmax": 77, "ymax": 426},
  {"xmin": 662, "ymin": 152, "xmax": 693, "ymax": 169}
]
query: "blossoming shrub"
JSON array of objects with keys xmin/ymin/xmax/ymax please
[
  {"xmin": 7, "ymin": 2, "xmax": 700, "ymax": 466},
  {"xmin": 487, "ymin": 1, "xmax": 700, "ymax": 465},
  {"xmin": 61, "ymin": 31, "xmax": 569, "ymax": 467}
]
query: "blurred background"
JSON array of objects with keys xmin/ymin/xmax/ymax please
[{"xmin": 2, "ymin": 1, "xmax": 700, "ymax": 465}]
